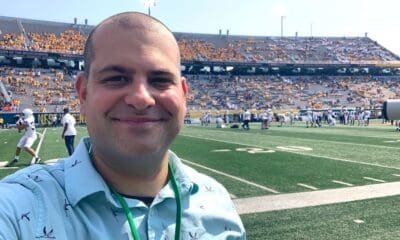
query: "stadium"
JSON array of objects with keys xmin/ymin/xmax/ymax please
[{"xmin": 0, "ymin": 11, "xmax": 400, "ymax": 239}]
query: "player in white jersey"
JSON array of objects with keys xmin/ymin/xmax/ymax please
[
  {"xmin": 358, "ymin": 109, "xmax": 365, "ymax": 126},
  {"xmin": 260, "ymin": 110, "xmax": 268, "ymax": 129},
  {"xmin": 343, "ymin": 108, "xmax": 349, "ymax": 125},
  {"xmin": 61, "ymin": 107, "xmax": 77, "ymax": 156},
  {"xmin": 327, "ymin": 109, "xmax": 336, "ymax": 127},
  {"xmin": 5, "ymin": 108, "xmax": 41, "ymax": 167},
  {"xmin": 266, "ymin": 109, "xmax": 273, "ymax": 128},
  {"xmin": 350, "ymin": 110, "xmax": 356, "ymax": 125},
  {"xmin": 242, "ymin": 109, "xmax": 251, "ymax": 130},
  {"xmin": 289, "ymin": 112, "xmax": 295, "ymax": 126},
  {"xmin": 306, "ymin": 109, "xmax": 313, "ymax": 128}
]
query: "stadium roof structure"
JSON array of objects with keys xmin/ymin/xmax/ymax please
[{"xmin": 0, "ymin": 16, "xmax": 400, "ymax": 75}]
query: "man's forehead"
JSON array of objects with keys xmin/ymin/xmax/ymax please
[
  {"xmin": 87, "ymin": 12, "xmax": 181, "ymax": 71},
  {"xmin": 95, "ymin": 14, "xmax": 170, "ymax": 39},
  {"xmin": 93, "ymin": 19, "xmax": 176, "ymax": 49}
]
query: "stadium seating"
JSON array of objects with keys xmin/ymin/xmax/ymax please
[
  {"xmin": 1, "ymin": 16, "xmax": 400, "ymax": 113},
  {"xmin": 0, "ymin": 16, "xmax": 398, "ymax": 63}
]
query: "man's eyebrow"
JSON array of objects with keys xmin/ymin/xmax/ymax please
[
  {"xmin": 98, "ymin": 65, "xmax": 133, "ymax": 74},
  {"xmin": 148, "ymin": 70, "xmax": 175, "ymax": 77}
]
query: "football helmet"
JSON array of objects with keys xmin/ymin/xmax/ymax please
[{"xmin": 22, "ymin": 108, "xmax": 33, "ymax": 118}]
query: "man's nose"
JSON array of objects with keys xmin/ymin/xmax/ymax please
[{"xmin": 124, "ymin": 81, "xmax": 155, "ymax": 110}]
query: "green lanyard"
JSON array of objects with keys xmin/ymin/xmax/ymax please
[{"xmin": 112, "ymin": 162, "xmax": 182, "ymax": 240}]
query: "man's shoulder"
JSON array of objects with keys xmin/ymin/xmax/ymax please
[
  {"xmin": 63, "ymin": 113, "xmax": 75, "ymax": 122},
  {"xmin": 0, "ymin": 163, "xmax": 68, "ymax": 238},
  {"xmin": 1, "ymin": 162, "xmax": 66, "ymax": 197}
]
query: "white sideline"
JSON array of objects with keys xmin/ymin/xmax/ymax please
[{"xmin": 233, "ymin": 181, "xmax": 400, "ymax": 214}]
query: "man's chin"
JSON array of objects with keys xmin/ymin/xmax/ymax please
[{"xmin": 119, "ymin": 142, "xmax": 163, "ymax": 156}]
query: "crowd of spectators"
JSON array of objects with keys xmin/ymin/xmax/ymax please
[
  {"xmin": 0, "ymin": 67, "xmax": 79, "ymax": 113},
  {"xmin": 178, "ymin": 38, "xmax": 245, "ymax": 62},
  {"xmin": 0, "ymin": 33, "xmax": 25, "ymax": 49},
  {"xmin": 0, "ymin": 17, "xmax": 398, "ymax": 63},
  {"xmin": 185, "ymin": 74, "xmax": 400, "ymax": 111},
  {"xmin": 1, "ymin": 66, "xmax": 400, "ymax": 114},
  {"xmin": 226, "ymin": 37, "xmax": 399, "ymax": 63},
  {"xmin": 28, "ymin": 29, "xmax": 85, "ymax": 54},
  {"xmin": 0, "ymin": 18, "xmax": 400, "ymax": 115}
]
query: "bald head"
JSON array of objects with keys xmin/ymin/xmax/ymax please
[{"xmin": 83, "ymin": 12, "xmax": 180, "ymax": 77}]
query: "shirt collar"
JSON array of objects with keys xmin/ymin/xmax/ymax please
[
  {"xmin": 64, "ymin": 138, "xmax": 116, "ymax": 206},
  {"xmin": 155, "ymin": 151, "xmax": 197, "ymax": 201},
  {"xmin": 64, "ymin": 138, "xmax": 199, "ymax": 207}
]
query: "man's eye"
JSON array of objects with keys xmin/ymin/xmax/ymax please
[
  {"xmin": 150, "ymin": 78, "xmax": 173, "ymax": 88},
  {"xmin": 103, "ymin": 76, "xmax": 128, "ymax": 85}
]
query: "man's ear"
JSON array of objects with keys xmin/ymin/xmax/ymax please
[
  {"xmin": 181, "ymin": 76, "xmax": 189, "ymax": 96},
  {"xmin": 75, "ymin": 72, "xmax": 88, "ymax": 116}
]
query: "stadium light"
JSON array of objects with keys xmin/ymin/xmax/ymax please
[
  {"xmin": 143, "ymin": 0, "xmax": 156, "ymax": 16},
  {"xmin": 272, "ymin": 3, "xmax": 287, "ymax": 37},
  {"xmin": 281, "ymin": 16, "xmax": 285, "ymax": 37}
]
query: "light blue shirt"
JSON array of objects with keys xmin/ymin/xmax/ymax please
[{"xmin": 0, "ymin": 138, "xmax": 246, "ymax": 239}]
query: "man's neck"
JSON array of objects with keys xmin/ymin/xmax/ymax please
[{"xmin": 91, "ymin": 152, "xmax": 170, "ymax": 197}]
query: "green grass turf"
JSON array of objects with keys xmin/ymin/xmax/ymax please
[
  {"xmin": 241, "ymin": 195, "xmax": 400, "ymax": 240},
  {"xmin": 172, "ymin": 134, "xmax": 400, "ymax": 196},
  {"xmin": 180, "ymin": 123, "xmax": 400, "ymax": 168},
  {"xmin": 0, "ymin": 121, "xmax": 399, "ymax": 239},
  {"xmin": 0, "ymin": 126, "xmax": 88, "ymax": 178}
]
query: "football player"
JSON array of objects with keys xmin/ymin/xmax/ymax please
[{"xmin": 5, "ymin": 108, "xmax": 41, "ymax": 167}]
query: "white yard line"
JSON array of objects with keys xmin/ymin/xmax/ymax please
[
  {"xmin": 0, "ymin": 162, "xmax": 18, "ymax": 169},
  {"xmin": 180, "ymin": 134, "xmax": 400, "ymax": 170},
  {"xmin": 332, "ymin": 180, "xmax": 354, "ymax": 187},
  {"xmin": 182, "ymin": 159, "xmax": 279, "ymax": 194},
  {"xmin": 363, "ymin": 177, "xmax": 386, "ymax": 183},
  {"xmin": 184, "ymin": 128, "xmax": 400, "ymax": 150},
  {"xmin": 31, "ymin": 128, "xmax": 47, "ymax": 165},
  {"xmin": 353, "ymin": 219, "xmax": 365, "ymax": 224},
  {"xmin": 179, "ymin": 134, "xmax": 400, "ymax": 214},
  {"xmin": 392, "ymin": 174, "xmax": 400, "ymax": 177},
  {"xmin": 234, "ymin": 181, "xmax": 400, "ymax": 214},
  {"xmin": 297, "ymin": 183, "xmax": 319, "ymax": 190}
]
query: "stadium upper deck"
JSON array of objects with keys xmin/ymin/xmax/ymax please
[
  {"xmin": 1, "ymin": 16, "xmax": 400, "ymax": 113},
  {"xmin": 1, "ymin": 16, "xmax": 399, "ymax": 65}
]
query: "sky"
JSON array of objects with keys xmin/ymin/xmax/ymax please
[{"xmin": 1, "ymin": 0, "xmax": 400, "ymax": 56}]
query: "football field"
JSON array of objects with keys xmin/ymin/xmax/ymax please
[{"xmin": 1, "ymin": 121, "xmax": 399, "ymax": 239}]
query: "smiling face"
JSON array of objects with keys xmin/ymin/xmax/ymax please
[{"xmin": 76, "ymin": 16, "xmax": 188, "ymax": 167}]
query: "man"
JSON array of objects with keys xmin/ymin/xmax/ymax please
[
  {"xmin": 327, "ymin": 109, "xmax": 336, "ymax": 127},
  {"xmin": 52, "ymin": 114, "xmax": 58, "ymax": 127},
  {"xmin": 260, "ymin": 110, "xmax": 268, "ymax": 129},
  {"xmin": 216, "ymin": 115, "xmax": 224, "ymax": 128},
  {"xmin": 5, "ymin": 108, "xmax": 40, "ymax": 167},
  {"xmin": 306, "ymin": 108, "xmax": 313, "ymax": 128},
  {"xmin": 61, "ymin": 107, "xmax": 77, "ymax": 156},
  {"xmin": 0, "ymin": 12, "xmax": 245, "ymax": 239},
  {"xmin": 242, "ymin": 109, "xmax": 251, "ymax": 130}
]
